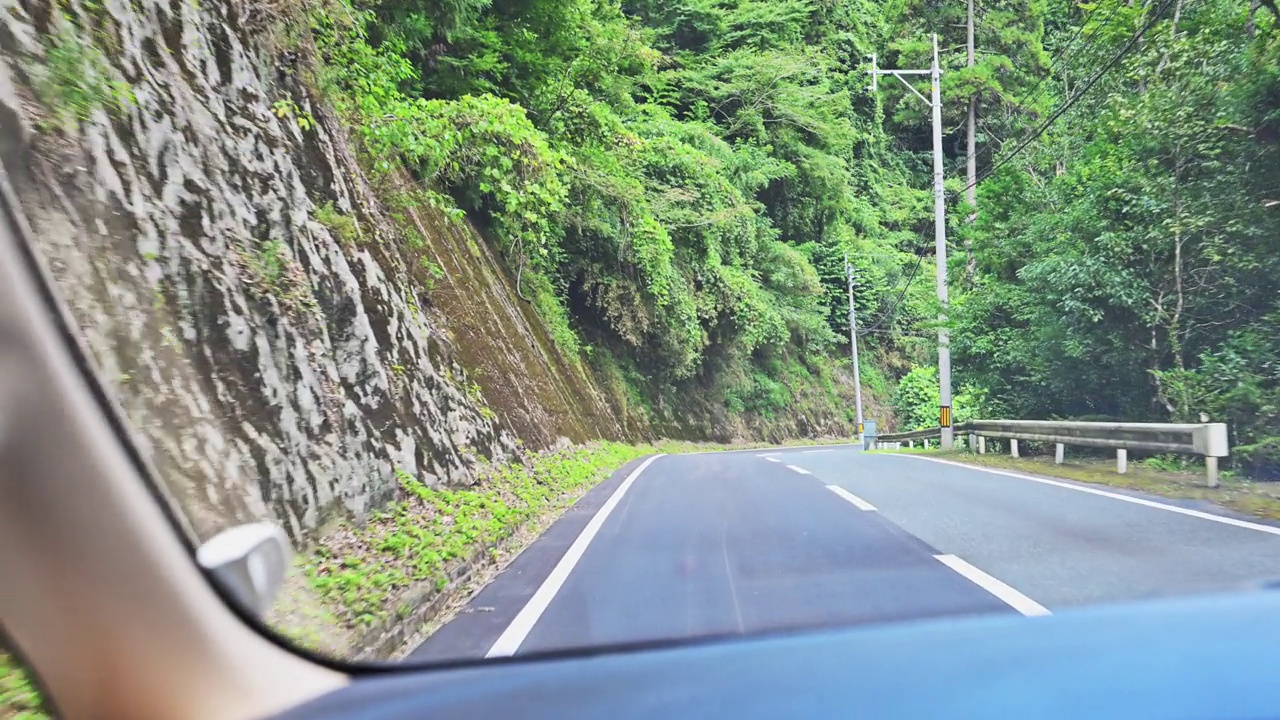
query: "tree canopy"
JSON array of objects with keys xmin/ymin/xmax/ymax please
[{"xmin": 310, "ymin": 0, "xmax": 1280, "ymax": 467}]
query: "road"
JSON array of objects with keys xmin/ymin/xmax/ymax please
[{"xmin": 410, "ymin": 447, "xmax": 1280, "ymax": 662}]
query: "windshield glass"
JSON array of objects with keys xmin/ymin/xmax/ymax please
[{"xmin": 2, "ymin": 0, "xmax": 1279, "ymax": 675}]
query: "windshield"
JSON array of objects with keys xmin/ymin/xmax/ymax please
[{"xmin": 1, "ymin": 0, "xmax": 1278, "ymax": 682}]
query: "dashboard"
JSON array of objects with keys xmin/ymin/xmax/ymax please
[{"xmin": 271, "ymin": 589, "xmax": 1280, "ymax": 719}]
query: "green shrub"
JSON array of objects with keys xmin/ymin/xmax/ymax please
[
  {"xmin": 0, "ymin": 652, "xmax": 48, "ymax": 719},
  {"xmin": 314, "ymin": 202, "xmax": 360, "ymax": 245},
  {"xmin": 893, "ymin": 366, "xmax": 990, "ymax": 430},
  {"xmin": 360, "ymin": 94, "xmax": 568, "ymax": 271},
  {"xmin": 1235, "ymin": 437, "xmax": 1280, "ymax": 479},
  {"xmin": 34, "ymin": 18, "xmax": 132, "ymax": 126},
  {"xmin": 893, "ymin": 366, "xmax": 940, "ymax": 431},
  {"xmin": 745, "ymin": 371, "xmax": 791, "ymax": 417}
]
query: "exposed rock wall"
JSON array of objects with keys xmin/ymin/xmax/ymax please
[{"xmin": 0, "ymin": 0, "xmax": 635, "ymax": 544}]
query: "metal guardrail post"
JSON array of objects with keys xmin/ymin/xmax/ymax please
[{"xmin": 1192, "ymin": 423, "xmax": 1228, "ymax": 487}]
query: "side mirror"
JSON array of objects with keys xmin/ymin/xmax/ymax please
[{"xmin": 196, "ymin": 522, "xmax": 292, "ymax": 618}]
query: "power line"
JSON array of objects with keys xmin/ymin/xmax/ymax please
[
  {"xmin": 861, "ymin": 328, "xmax": 937, "ymax": 336},
  {"xmin": 974, "ymin": 0, "xmax": 1129, "ymax": 165},
  {"xmin": 862, "ymin": 0, "xmax": 1175, "ymax": 337},
  {"xmin": 954, "ymin": 0, "xmax": 1179, "ymax": 199},
  {"xmin": 1013, "ymin": 0, "xmax": 1128, "ymax": 126},
  {"xmin": 859, "ymin": 251, "xmax": 925, "ymax": 334}
]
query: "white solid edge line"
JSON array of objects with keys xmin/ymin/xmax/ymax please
[
  {"xmin": 895, "ymin": 454, "xmax": 1280, "ymax": 537},
  {"xmin": 802, "ymin": 449, "xmax": 837, "ymax": 454},
  {"xmin": 786, "ymin": 464, "xmax": 812, "ymax": 475},
  {"xmin": 485, "ymin": 454, "xmax": 665, "ymax": 658},
  {"xmin": 827, "ymin": 485, "xmax": 876, "ymax": 511},
  {"xmin": 935, "ymin": 554, "xmax": 1051, "ymax": 617}
]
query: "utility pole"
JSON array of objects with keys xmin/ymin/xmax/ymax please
[
  {"xmin": 845, "ymin": 254, "xmax": 864, "ymax": 441},
  {"xmin": 966, "ymin": 0, "xmax": 978, "ymax": 283},
  {"xmin": 868, "ymin": 33, "xmax": 954, "ymax": 448}
]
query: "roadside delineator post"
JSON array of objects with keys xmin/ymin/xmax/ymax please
[
  {"xmin": 1055, "ymin": 443, "xmax": 1064, "ymax": 465},
  {"xmin": 1117, "ymin": 449, "xmax": 1128, "ymax": 474},
  {"xmin": 1010, "ymin": 439, "xmax": 1019, "ymax": 459}
]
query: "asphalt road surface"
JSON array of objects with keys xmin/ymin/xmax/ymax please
[{"xmin": 410, "ymin": 447, "xmax": 1280, "ymax": 662}]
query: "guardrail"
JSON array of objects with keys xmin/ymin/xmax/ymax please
[{"xmin": 874, "ymin": 420, "xmax": 1230, "ymax": 487}]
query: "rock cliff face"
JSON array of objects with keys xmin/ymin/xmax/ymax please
[{"xmin": 0, "ymin": 0, "xmax": 635, "ymax": 544}]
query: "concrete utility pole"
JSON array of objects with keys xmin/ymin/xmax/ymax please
[
  {"xmin": 845, "ymin": 254, "xmax": 865, "ymax": 440},
  {"xmin": 966, "ymin": 0, "xmax": 978, "ymax": 283},
  {"xmin": 868, "ymin": 33, "xmax": 954, "ymax": 448}
]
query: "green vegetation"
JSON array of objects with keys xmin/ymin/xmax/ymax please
[
  {"xmin": 949, "ymin": 0, "xmax": 1280, "ymax": 474},
  {"xmin": 313, "ymin": 201, "xmax": 362, "ymax": 244},
  {"xmin": 272, "ymin": 98, "xmax": 317, "ymax": 131},
  {"xmin": 34, "ymin": 16, "xmax": 132, "ymax": 126},
  {"xmin": 239, "ymin": 240, "xmax": 316, "ymax": 314},
  {"xmin": 249, "ymin": 240, "xmax": 290, "ymax": 288},
  {"xmin": 281, "ymin": 0, "xmax": 1277, "ymax": 455},
  {"xmin": 892, "ymin": 367, "xmax": 987, "ymax": 431},
  {"xmin": 0, "ymin": 652, "xmax": 48, "ymax": 719},
  {"xmin": 306, "ymin": 442, "xmax": 652, "ymax": 628},
  {"xmin": 298, "ymin": 0, "xmax": 916, "ymax": 433},
  {"xmin": 267, "ymin": 569, "xmax": 353, "ymax": 657}
]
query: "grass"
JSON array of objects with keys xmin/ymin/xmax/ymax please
[
  {"xmin": 313, "ymin": 201, "xmax": 361, "ymax": 245},
  {"xmin": 305, "ymin": 442, "xmax": 653, "ymax": 629},
  {"xmin": 0, "ymin": 652, "xmax": 48, "ymax": 719},
  {"xmin": 34, "ymin": 17, "xmax": 132, "ymax": 128},
  {"xmin": 525, "ymin": 272, "xmax": 581, "ymax": 363},
  {"xmin": 251, "ymin": 240, "xmax": 290, "ymax": 287},
  {"xmin": 876, "ymin": 447, "xmax": 1280, "ymax": 523},
  {"xmin": 236, "ymin": 240, "xmax": 317, "ymax": 314},
  {"xmin": 266, "ymin": 565, "xmax": 352, "ymax": 658}
]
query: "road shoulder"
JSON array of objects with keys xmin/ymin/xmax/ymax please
[
  {"xmin": 402, "ymin": 454, "xmax": 660, "ymax": 662},
  {"xmin": 882, "ymin": 449, "xmax": 1280, "ymax": 528}
]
